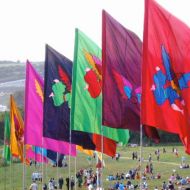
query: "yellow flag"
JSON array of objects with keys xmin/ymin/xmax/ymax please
[
  {"xmin": 76, "ymin": 145, "xmax": 94, "ymax": 156},
  {"xmin": 10, "ymin": 95, "xmax": 24, "ymax": 162}
]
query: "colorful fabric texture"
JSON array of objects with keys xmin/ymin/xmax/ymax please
[
  {"xmin": 43, "ymin": 44, "xmax": 99, "ymax": 150},
  {"xmin": 10, "ymin": 95, "xmax": 24, "ymax": 161},
  {"xmin": 24, "ymin": 61, "xmax": 44, "ymax": 147},
  {"xmin": 71, "ymin": 29, "xmax": 129, "ymax": 145},
  {"xmin": 26, "ymin": 145, "xmax": 48, "ymax": 163},
  {"xmin": 142, "ymin": 0, "xmax": 190, "ymax": 153},
  {"xmin": 102, "ymin": 10, "xmax": 159, "ymax": 142},
  {"xmin": 25, "ymin": 61, "xmax": 76, "ymax": 156}
]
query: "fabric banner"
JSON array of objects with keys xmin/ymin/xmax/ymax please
[
  {"xmin": 26, "ymin": 145, "xmax": 48, "ymax": 163},
  {"xmin": 102, "ymin": 11, "xmax": 159, "ymax": 142},
  {"xmin": 142, "ymin": 0, "xmax": 190, "ymax": 152},
  {"xmin": 25, "ymin": 61, "xmax": 76, "ymax": 156},
  {"xmin": 71, "ymin": 29, "xmax": 129, "ymax": 145},
  {"xmin": 43, "ymin": 45, "xmax": 98, "ymax": 151},
  {"xmin": 24, "ymin": 61, "xmax": 44, "ymax": 147},
  {"xmin": 3, "ymin": 112, "xmax": 11, "ymax": 163},
  {"xmin": 10, "ymin": 95, "xmax": 24, "ymax": 161}
]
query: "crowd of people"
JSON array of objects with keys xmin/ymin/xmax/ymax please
[{"xmin": 28, "ymin": 147, "xmax": 190, "ymax": 190}]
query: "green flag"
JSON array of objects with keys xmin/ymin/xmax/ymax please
[
  {"xmin": 71, "ymin": 29, "xmax": 130, "ymax": 144},
  {"xmin": 103, "ymin": 129, "xmax": 130, "ymax": 145},
  {"xmin": 3, "ymin": 112, "xmax": 11, "ymax": 163}
]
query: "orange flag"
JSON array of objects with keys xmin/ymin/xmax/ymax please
[
  {"xmin": 10, "ymin": 95, "xmax": 24, "ymax": 162},
  {"xmin": 76, "ymin": 145, "xmax": 94, "ymax": 156}
]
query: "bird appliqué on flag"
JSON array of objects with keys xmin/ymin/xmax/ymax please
[{"xmin": 151, "ymin": 45, "xmax": 190, "ymax": 114}]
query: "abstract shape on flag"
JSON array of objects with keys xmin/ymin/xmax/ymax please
[
  {"xmin": 83, "ymin": 51, "xmax": 102, "ymax": 98},
  {"xmin": 151, "ymin": 45, "xmax": 190, "ymax": 114},
  {"xmin": 142, "ymin": 0, "xmax": 190, "ymax": 153}
]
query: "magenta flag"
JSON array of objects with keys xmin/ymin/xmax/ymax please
[{"xmin": 24, "ymin": 61, "xmax": 76, "ymax": 156}]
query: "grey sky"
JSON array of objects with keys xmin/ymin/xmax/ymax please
[{"xmin": 0, "ymin": 0, "xmax": 190, "ymax": 61}]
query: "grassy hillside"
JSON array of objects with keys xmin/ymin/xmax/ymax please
[{"xmin": 0, "ymin": 145, "xmax": 190, "ymax": 189}]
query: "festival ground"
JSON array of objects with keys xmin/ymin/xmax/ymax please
[{"xmin": 0, "ymin": 144, "xmax": 190, "ymax": 189}]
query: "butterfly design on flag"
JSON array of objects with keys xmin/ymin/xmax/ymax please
[
  {"xmin": 151, "ymin": 45, "xmax": 190, "ymax": 114},
  {"xmin": 112, "ymin": 70, "xmax": 141, "ymax": 104},
  {"xmin": 83, "ymin": 49, "xmax": 141, "ymax": 103}
]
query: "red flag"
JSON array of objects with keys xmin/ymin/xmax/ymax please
[
  {"xmin": 142, "ymin": 0, "xmax": 190, "ymax": 153},
  {"xmin": 92, "ymin": 134, "xmax": 116, "ymax": 157}
]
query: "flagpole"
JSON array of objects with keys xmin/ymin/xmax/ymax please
[
  {"xmin": 74, "ymin": 157, "xmax": 77, "ymax": 190},
  {"xmin": 22, "ymin": 144, "xmax": 26, "ymax": 190},
  {"xmin": 139, "ymin": 124, "xmax": 143, "ymax": 190},
  {"xmin": 3, "ymin": 112, "xmax": 6, "ymax": 190},
  {"xmin": 96, "ymin": 152, "xmax": 99, "ymax": 189},
  {"xmin": 4, "ymin": 160, "xmax": 6, "ymax": 190},
  {"xmin": 12, "ymin": 158, "xmax": 15, "ymax": 190},
  {"xmin": 69, "ymin": 118, "xmax": 72, "ymax": 190},
  {"xmin": 42, "ymin": 137, "xmax": 45, "ymax": 190},
  {"xmin": 10, "ymin": 156, "xmax": 12, "ymax": 190},
  {"xmin": 56, "ymin": 152, "xmax": 59, "ymax": 187},
  {"xmin": 101, "ymin": 126, "xmax": 104, "ymax": 189}
]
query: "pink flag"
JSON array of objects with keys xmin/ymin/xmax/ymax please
[{"xmin": 24, "ymin": 61, "xmax": 76, "ymax": 156}]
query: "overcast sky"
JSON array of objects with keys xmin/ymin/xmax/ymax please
[{"xmin": 0, "ymin": 0, "xmax": 190, "ymax": 62}]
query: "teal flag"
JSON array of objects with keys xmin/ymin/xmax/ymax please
[{"xmin": 71, "ymin": 29, "xmax": 130, "ymax": 144}]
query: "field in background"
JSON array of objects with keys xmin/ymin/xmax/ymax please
[{"xmin": 0, "ymin": 145, "xmax": 190, "ymax": 189}]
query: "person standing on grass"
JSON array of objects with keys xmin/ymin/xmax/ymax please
[
  {"xmin": 48, "ymin": 179, "xmax": 54, "ymax": 190},
  {"xmin": 29, "ymin": 180, "xmax": 38, "ymax": 190},
  {"xmin": 58, "ymin": 176, "xmax": 64, "ymax": 189},
  {"xmin": 157, "ymin": 151, "xmax": 160, "ymax": 161},
  {"xmin": 148, "ymin": 153, "xmax": 152, "ymax": 162},
  {"xmin": 66, "ymin": 177, "xmax": 70, "ymax": 190},
  {"xmin": 150, "ymin": 162, "xmax": 153, "ymax": 174}
]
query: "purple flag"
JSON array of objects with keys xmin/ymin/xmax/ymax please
[
  {"xmin": 24, "ymin": 61, "xmax": 76, "ymax": 156},
  {"xmin": 102, "ymin": 11, "xmax": 141, "ymax": 131},
  {"xmin": 102, "ymin": 11, "xmax": 160, "ymax": 142}
]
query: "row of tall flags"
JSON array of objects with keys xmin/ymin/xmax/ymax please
[
  {"xmin": 2, "ymin": 97, "xmax": 66, "ymax": 165},
  {"xmin": 3, "ymin": 0, "xmax": 190, "ymax": 165}
]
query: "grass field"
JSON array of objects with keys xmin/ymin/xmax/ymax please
[{"xmin": 0, "ymin": 144, "xmax": 190, "ymax": 190}]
